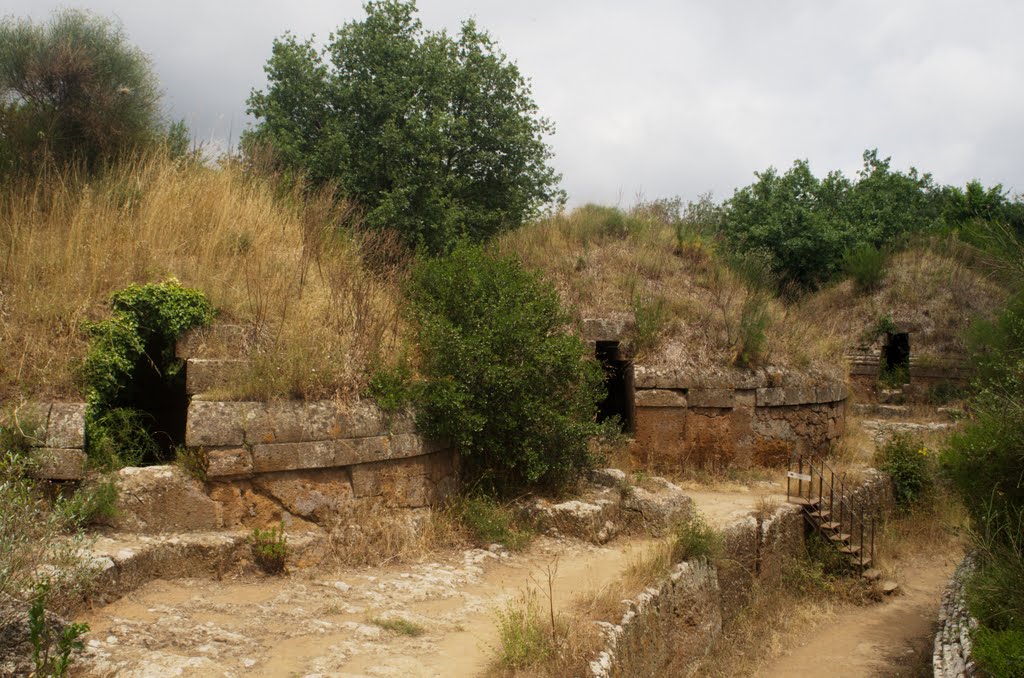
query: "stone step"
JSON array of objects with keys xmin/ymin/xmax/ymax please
[
  {"xmin": 880, "ymin": 580, "xmax": 900, "ymax": 595},
  {"xmin": 861, "ymin": 568, "xmax": 882, "ymax": 581}
]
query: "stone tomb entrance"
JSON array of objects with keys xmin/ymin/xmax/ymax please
[
  {"xmin": 596, "ymin": 340, "xmax": 635, "ymax": 433},
  {"xmin": 882, "ymin": 332, "xmax": 910, "ymax": 372}
]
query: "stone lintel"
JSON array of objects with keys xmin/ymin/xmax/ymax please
[
  {"xmin": 686, "ymin": 389, "xmax": 734, "ymax": 409},
  {"xmin": 635, "ymin": 389, "xmax": 687, "ymax": 408}
]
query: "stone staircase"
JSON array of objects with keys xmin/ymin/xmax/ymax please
[{"xmin": 786, "ymin": 456, "xmax": 878, "ymax": 575}]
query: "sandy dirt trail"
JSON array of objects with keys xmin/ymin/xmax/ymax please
[
  {"xmin": 75, "ymin": 536, "xmax": 660, "ymax": 678},
  {"xmin": 758, "ymin": 550, "xmax": 959, "ymax": 678}
]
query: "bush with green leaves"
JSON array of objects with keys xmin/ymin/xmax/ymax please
[
  {"xmin": 409, "ymin": 244, "xmax": 609, "ymax": 493},
  {"xmin": 0, "ymin": 9, "xmax": 165, "ymax": 175},
  {"xmin": 720, "ymin": 150, "xmax": 945, "ymax": 292},
  {"xmin": 875, "ymin": 432, "xmax": 933, "ymax": 508},
  {"xmin": 251, "ymin": 524, "xmax": 288, "ymax": 574},
  {"xmin": 843, "ymin": 243, "xmax": 888, "ymax": 293},
  {"xmin": 83, "ymin": 280, "xmax": 213, "ymax": 467},
  {"xmin": 672, "ymin": 512, "xmax": 720, "ymax": 562},
  {"xmin": 245, "ymin": 0, "xmax": 563, "ymax": 254}
]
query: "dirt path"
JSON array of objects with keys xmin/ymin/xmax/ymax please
[
  {"xmin": 74, "ymin": 536, "xmax": 660, "ymax": 678},
  {"xmin": 757, "ymin": 551, "xmax": 959, "ymax": 678},
  {"xmin": 684, "ymin": 487, "xmax": 787, "ymax": 528}
]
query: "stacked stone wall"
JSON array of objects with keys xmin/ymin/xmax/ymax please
[
  {"xmin": 0, "ymin": 402, "xmax": 87, "ymax": 480},
  {"xmin": 632, "ymin": 375, "xmax": 847, "ymax": 473},
  {"xmin": 934, "ymin": 556, "xmax": 978, "ymax": 677}
]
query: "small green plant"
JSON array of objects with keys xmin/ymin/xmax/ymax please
[
  {"xmin": 175, "ymin": 446, "xmax": 208, "ymax": 482},
  {"xmin": 85, "ymin": 407, "xmax": 159, "ymax": 470},
  {"xmin": 453, "ymin": 496, "xmax": 531, "ymax": 551},
  {"xmin": 631, "ymin": 292, "xmax": 669, "ymax": 357},
  {"xmin": 54, "ymin": 477, "xmax": 119, "ymax": 528},
  {"xmin": 875, "ymin": 432, "xmax": 933, "ymax": 508},
  {"xmin": 370, "ymin": 616, "xmax": 426, "ymax": 637},
  {"xmin": 367, "ymin": 360, "xmax": 417, "ymax": 414},
  {"xmin": 29, "ymin": 583, "xmax": 89, "ymax": 678},
  {"xmin": 734, "ymin": 295, "xmax": 770, "ymax": 367},
  {"xmin": 672, "ymin": 513, "xmax": 721, "ymax": 561},
  {"xmin": 494, "ymin": 588, "xmax": 553, "ymax": 669},
  {"xmin": 861, "ymin": 313, "xmax": 897, "ymax": 345},
  {"xmin": 878, "ymin": 363, "xmax": 910, "ymax": 389},
  {"xmin": 251, "ymin": 524, "xmax": 288, "ymax": 574},
  {"xmin": 843, "ymin": 243, "xmax": 888, "ymax": 293}
]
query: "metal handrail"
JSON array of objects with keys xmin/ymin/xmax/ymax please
[{"xmin": 787, "ymin": 454, "xmax": 875, "ymax": 569}]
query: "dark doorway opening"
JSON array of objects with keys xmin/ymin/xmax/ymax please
[
  {"xmin": 879, "ymin": 332, "xmax": 911, "ymax": 388},
  {"xmin": 883, "ymin": 332, "xmax": 910, "ymax": 371},
  {"xmin": 596, "ymin": 341, "xmax": 634, "ymax": 433},
  {"xmin": 114, "ymin": 339, "xmax": 188, "ymax": 463}
]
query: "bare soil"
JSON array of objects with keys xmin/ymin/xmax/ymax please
[
  {"xmin": 757, "ymin": 548, "xmax": 958, "ymax": 678},
  {"xmin": 74, "ymin": 536, "xmax": 661, "ymax": 678}
]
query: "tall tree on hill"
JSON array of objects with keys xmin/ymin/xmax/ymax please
[
  {"xmin": 245, "ymin": 0, "xmax": 565, "ymax": 254},
  {"xmin": 0, "ymin": 10, "xmax": 171, "ymax": 175}
]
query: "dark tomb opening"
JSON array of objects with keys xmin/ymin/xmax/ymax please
[
  {"xmin": 880, "ymin": 332, "xmax": 911, "ymax": 387},
  {"xmin": 120, "ymin": 337, "xmax": 189, "ymax": 461},
  {"xmin": 596, "ymin": 341, "xmax": 635, "ymax": 433}
]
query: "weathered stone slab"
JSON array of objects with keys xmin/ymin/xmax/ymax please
[
  {"xmin": 782, "ymin": 387, "xmax": 815, "ymax": 405},
  {"xmin": 250, "ymin": 437, "xmax": 391, "ymax": 473},
  {"xmin": 687, "ymin": 389, "xmax": 734, "ymax": 409},
  {"xmin": 31, "ymin": 448, "xmax": 87, "ymax": 480},
  {"xmin": 186, "ymin": 359, "xmax": 248, "ymax": 395},
  {"xmin": 253, "ymin": 469, "xmax": 354, "ymax": 522},
  {"xmin": 349, "ymin": 451, "xmax": 457, "ymax": 508},
  {"xmin": 734, "ymin": 389, "xmax": 756, "ymax": 407},
  {"xmin": 755, "ymin": 387, "xmax": 785, "ymax": 407},
  {"xmin": 634, "ymin": 389, "xmax": 687, "ymax": 408},
  {"xmin": 241, "ymin": 400, "xmax": 399, "ymax": 444},
  {"xmin": 113, "ymin": 466, "xmax": 222, "ymax": 533},
  {"xmin": 186, "ymin": 401, "xmax": 261, "ymax": 447},
  {"xmin": 0, "ymin": 402, "xmax": 51, "ymax": 444},
  {"xmin": 45, "ymin": 402, "xmax": 86, "ymax": 449},
  {"xmin": 582, "ymin": 317, "xmax": 631, "ymax": 342},
  {"xmin": 206, "ymin": 447, "xmax": 253, "ymax": 477}
]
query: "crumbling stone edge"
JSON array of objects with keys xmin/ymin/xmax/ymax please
[{"xmin": 933, "ymin": 555, "xmax": 978, "ymax": 678}]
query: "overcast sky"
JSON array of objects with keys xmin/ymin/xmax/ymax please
[{"xmin": 7, "ymin": 0, "xmax": 1024, "ymax": 205}]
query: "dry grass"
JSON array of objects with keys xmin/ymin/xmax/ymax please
[
  {"xmin": 323, "ymin": 501, "xmax": 467, "ymax": 568},
  {"xmin": 0, "ymin": 153, "xmax": 407, "ymax": 402},
  {"xmin": 497, "ymin": 205, "xmax": 844, "ymax": 381},
  {"xmin": 573, "ymin": 537, "xmax": 676, "ymax": 623},
  {"xmin": 796, "ymin": 240, "xmax": 1008, "ymax": 361}
]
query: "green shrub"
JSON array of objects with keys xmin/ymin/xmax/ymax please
[
  {"xmin": 85, "ymin": 408, "xmax": 158, "ymax": 470},
  {"xmin": 973, "ymin": 626, "xmax": 1024, "ymax": 678},
  {"xmin": 410, "ymin": 244, "xmax": 610, "ymax": 494},
  {"xmin": 875, "ymin": 432, "xmax": 933, "ymax": 508},
  {"xmin": 843, "ymin": 243, "xmax": 888, "ymax": 293},
  {"xmin": 452, "ymin": 495, "xmax": 531, "ymax": 551},
  {"xmin": 672, "ymin": 513, "xmax": 720, "ymax": 561},
  {"xmin": 878, "ymin": 364, "xmax": 909, "ymax": 390},
  {"xmin": 251, "ymin": 524, "xmax": 288, "ymax": 574},
  {"xmin": 367, "ymin": 360, "xmax": 417, "ymax": 414}
]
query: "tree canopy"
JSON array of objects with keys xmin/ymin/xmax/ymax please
[
  {"xmin": 245, "ymin": 0, "xmax": 564, "ymax": 254},
  {"xmin": 0, "ymin": 9, "xmax": 165, "ymax": 174}
]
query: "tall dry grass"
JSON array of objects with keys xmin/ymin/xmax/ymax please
[
  {"xmin": 497, "ymin": 205, "xmax": 843, "ymax": 379},
  {"xmin": 0, "ymin": 153, "xmax": 406, "ymax": 401}
]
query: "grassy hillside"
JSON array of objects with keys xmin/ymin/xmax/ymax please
[
  {"xmin": 499, "ymin": 205, "xmax": 846, "ymax": 383},
  {"xmin": 0, "ymin": 153, "xmax": 406, "ymax": 402}
]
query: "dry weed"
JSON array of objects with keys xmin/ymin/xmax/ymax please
[
  {"xmin": 324, "ymin": 500, "xmax": 466, "ymax": 568},
  {"xmin": 0, "ymin": 153, "xmax": 406, "ymax": 401}
]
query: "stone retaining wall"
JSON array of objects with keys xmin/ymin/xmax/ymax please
[
  {"xmin": 591, "ymin": 503, "xmax": 806, "ymax": 677},
  {"xmin": 934, "ymin": 555, "xmax": 978, "ymax": 678},
  {"xmin": 632, "ymin": 375, "xmax": 847, "ymax": 472},
  {"xmin": 0, "ymin": 402, "xmax": 87, "ymax": 480}
]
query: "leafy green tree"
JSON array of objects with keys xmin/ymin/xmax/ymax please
[
  {"xmin": 845, "ymin": 149, "xmax": 943, "ymax": 246},
  {"xmin": 409, "ymin": 244, "xmax": 608, "ymax": 493},
  {"xmin": 245, "ymin": 0, "xmax": 564, "ymax": 254},
  {"xmin": 0, "ymin": 9, "xmax": 164, "ymax": 174},
  {"xmin": 720, "ymin": 159, "xmax": 853, "ymax": 290}
]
